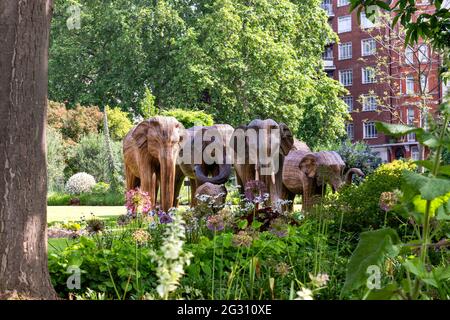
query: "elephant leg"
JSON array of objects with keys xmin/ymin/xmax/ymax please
[
  {"xmin": 173, "ymin": 168, "xmax": 185, "ymax": 207},
  {"xmin": 302, "ymin": 178, "xmax": 316, "ymax": 212},
  {"xmin": 154, "ymin": 173, "xmax": 160, "ymax": 207},
  {"xmin": 125, "ymin": 164, "xmax": 139, "ymax": 190},
  {"xmin": 190, "ymin": 179, "xmax": 197, "ymax": 206}
]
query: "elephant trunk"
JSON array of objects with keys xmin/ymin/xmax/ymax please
[
  {"xmin": 160, "ymin": 152, "xmax": 176, "ymax": 212},
  {"xmin": 195, "ymin": 164, "xmax": 231, "ymax": 185},
  {"xmin": 344, "ymin": 168, "xmax": 365, "ymax": 185}
]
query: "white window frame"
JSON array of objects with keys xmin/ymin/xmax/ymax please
[
  {"xmin": 338, "ymin": 42, "xmax": 352, "ymax": 60},
  {"xmin": 338, "ymin": 0, "xmax": 350, "ymax": 7},
  {"xmin": 338, "ymin": 15, "xmax": 352, "ymax": 33},
  {"xmin": 362, "ymin": 95, "xmax": 377, "ymax": 111},
  {"xmin": 418, "ymin": 44, "xmax": 429, "ymax": 63},
  {"xmin": 411, "ymin": 146, "xmax": 420, "ymax": 160},
  {"xmin": 420, "ymin": 74, "xmax": 428, "ymax": 93},
  {"xmin": 363, "ymin": 121, "xmax": 377, "ymax": 139},
  {"xmin": 346, "ymin": 123, "xmax": 354, "ymax": 140},
  {"xmin": 405, "ymin": 46, "xmax": 414, "ymax": 65},
  {"xmin": 406, "ymin": 75, "xmax": 415, "ymax": 94},
  {"xmin": 407, "ymin": 108, "xmax": 416, "ymax": 141},
  {"xmin": 360, "ymin": 12, "xmax": 376, "ymax": 29},
  {"xmin": 362, "ymin": 67, "xmax": 376, "ymax": 84},
  {"xmin": 343, "ymin": 96, "xmax": 353, "ymax": 112},
  {"xmin": 361, "ymin": 38, "xmax": 376, "ymax": 56},
  {"xmin": 339, "ymin": 69, "xmax": 353, "ymax": 86}
]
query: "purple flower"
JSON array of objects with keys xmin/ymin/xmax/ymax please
[
  {"xmin": 206, "ymin": 215, "xmax": 225, "ymax": 232},
  {"xmin": 244, "ymin": 180, "xmax": 268, "ymax": 203},
  {"xmin": 158, "ymin": 211, "xmax": 173, "ymax": 224}
]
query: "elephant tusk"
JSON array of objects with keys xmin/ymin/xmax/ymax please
[
  {"xmin": 255, "ymin": 165, "xmax": 259, "ymax": 181},
  {"xmin": 271, "ymin": 171, "xmax": 276, "ymax": 185}
]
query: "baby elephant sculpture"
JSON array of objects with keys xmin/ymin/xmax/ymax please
[
  {"xmin": 282, "ymin": 150, "xmax": 364, "ymax": 211},
  {"xmin": 123, "ymin": 116, "xmax": 185, "ymax": 212}
]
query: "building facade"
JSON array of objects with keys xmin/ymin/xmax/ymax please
[{"xmin": 321, "ymin": 0, "xmax": 447, "ymax": 162}]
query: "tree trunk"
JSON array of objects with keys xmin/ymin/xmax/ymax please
[{"xmin": 0, "ymin": 0, "xmax": 57, "ymax": 299}]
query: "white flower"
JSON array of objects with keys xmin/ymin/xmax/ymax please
[
  {"xmin": 65, "ymin": 172, "xmax": 96, "ymax": 194},
  {"xmin": 309, "ymin": 273, "xmax": 330, "ymax": 287},
  {"xmin": 295, "ymin": 288, "xmax": 314, "ymax": 300}
]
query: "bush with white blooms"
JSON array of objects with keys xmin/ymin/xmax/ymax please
[{"xmin": 65, "ymin": 172, "xmax": 96, "ymax": 195}]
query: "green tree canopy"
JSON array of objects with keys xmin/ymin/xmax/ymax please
[{"xmin": 49, "ymin": 0, "xmax": 349, "ymax": 148}]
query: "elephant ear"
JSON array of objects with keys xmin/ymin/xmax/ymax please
[
  {"xmin": 299, "ymin": 153, "xmax": 317, "ymax": 178},
  {"xmin": 279, "ymin": 123, "xmax": 294, "ymax": 155},
  {"xmin": 131, "ymin": 120, "xmax": 150, "ymax": 150}
]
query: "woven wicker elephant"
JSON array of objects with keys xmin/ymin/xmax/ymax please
[
  {"xmin": 123, "ymin": 116, "xmax": 185, "ymax": 212},
  {"xmin": 177, "ymin": 124, "xmax": 234, "ymax": 205},
  {"xmin": 230, "ymin": 119, "xmax": 297, "ymax": 209},
  {"xmin": 282, "ymin": 150, "xmax": 364, "ymax": 211}
]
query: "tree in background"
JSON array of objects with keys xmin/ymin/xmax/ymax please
[
  {"xmin": 49, "ymin": 0, "xmax": 349, "ymax": 148},
  {"xmin": 0, "ymin": 0, "xmax": 57, "ymax": 299},
  {"xmin": 103, "ymin": 107, "xmax": 133, "ymax": 141}
]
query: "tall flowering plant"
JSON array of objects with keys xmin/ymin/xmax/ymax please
[{"xmin": 150, "ymin": 212, "xmax": 193, "ymax": 299}]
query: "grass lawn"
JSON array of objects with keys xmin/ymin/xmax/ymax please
[{"xmin": 47, "ymin": 206, "xmax": 126, "ymax": 223}]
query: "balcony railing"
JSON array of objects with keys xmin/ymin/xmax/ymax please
[{"xmin": 323, "ymin": 59, "xmax": 336, "ymax": 70}]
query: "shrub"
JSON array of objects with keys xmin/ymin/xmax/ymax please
[
  {"xmin": 323, "ymin": 160, "xmax": 417, "ymax": 235},
  {"xmin": 101, "ymin": 107, "xmax": 133, "ymax": 141},
  {"xmin": 65, "ymin": 172, "xmax": 96, "ymax": 195},
  {"xmin": 161, "ymin": 108, "xmax": 214, "ymax": 129},
  {"xmin": 47, "ymin": 126, "xmax": 66, "ymax": 192},
  {"xmin": 138, "ymin": 87, "xmax": 157, "ymax": 119},
  {"xmin": 48, "ymin": 101, "xmax": 103, "ymax": 143},
  {"xmin": 335, "ymin": 140, "xmax": 382, "ymax": 176},
  {"xmin": 47, "ymin": 192, "xmax": 71, "ymax": 206},
  {"xmin": 91, "ymin": 182, "xmax": 110, "ymax": 194},
  {"xmin": 64, "ymin": 133, "xmax": 124, "ymax": 183}
]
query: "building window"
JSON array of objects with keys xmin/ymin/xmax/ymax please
[
  {"xmin": 360, "ymin": 12, "xmax": 375, "ymax": 29},
  {"xmin": 338, "ymin": 16, "xmax": 352, "ymax": 33},
  {"xmin": 362, "ymin": 95, "xmax": 377, "ymax": 111},
  {"xmin": 338, "ymin": 42, "xmax": 352, "ymax": 60},
  {"xmin": 339, "ymin": 69, "xmax": 353, "ymax": 86},
  {"xmin": 343, "ymin": 96, "xmax": 353, "ymax": 112},
  {"xmin": 346, "ymin": 123, "xmax": 354, "ymax": 140},
  {"xmin": 321, "ymin": 0, "xmax": 333, "ymax": 15},
  {"xmin": 405, "ymin": 46, "xmax": 414, "ymax": 64},
  {"xmin": 363, "ymin": 122, "xmax": 377, "ymax": 138},
  {"xmin": 362, "ymin": 67, "xmax": 376, "ymax": 84},
  {"xmin": 420, "ymin": 74, "xmax": 428, "ymax": 93},
  {"xmin": 411, "ymin": 146, "xmax": 420, "ymax": 160},
  {"xmin": 418, "ymin": 44, "xmax": 429, "ymax": 62},
  {"xmin": 362, "ymin": 38, "xmax": 376, "ymax": 56},
  {"xmin": 406, "ymin": 75, "xmax": 415, "ymax": 94},
  {"xmin": 323, "ymin": 45, "xmax": 333, "ymax": 60},
  {"xmin": 407, "ymin": 108, "xmax": 416, "ymax": 141},
  {"xmin": 338, "ymin": 0, "xmax": 350, "ymax": 6}
]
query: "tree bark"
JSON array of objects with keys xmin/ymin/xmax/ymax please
[{"xmin": 0, "ymin": 0, "xmax": 57, "ymax": 299}]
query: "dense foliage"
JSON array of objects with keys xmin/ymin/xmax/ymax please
[
  {"xmin": 161, "ymin": 108, "xmax": 214, "ymax": 128},
  {"xmin": 47, "ymin": 126, "xmax": 67, "ymax": 192},
  {"xmin": 49, "ymin": 0, "xmax": 349, "ymax": 148},
  {"xmin": 323, "ymin": 160, "xmax": 417, "ymax": 235},
  {"xmin": 336, "ymin": 140, "xmax": 383, "ymax": 176}
]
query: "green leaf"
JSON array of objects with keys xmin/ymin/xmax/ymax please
[
  {"xmin": 438, "ymin": 165, "xmax": 450, "ymax": 177},
  {"xmin": 366, "ymin": 283, "xmax": 399, "ymax": 300},
  {"xmin": 238, "ymin": 219, "xmax": 248, "ymax": 230},
  {"xmin": 342, "ymin": 228, "xmax": 400, "ymax": 294},
  {"xmin": 419, "ymin": 177, "xmax": 450, "ymax": 200},
  {"xmin": 375, "ymin": 122, "xmax": 423, "ymax": 137},
  {"xmin": 68, "ymin": 251, "xmax": 83, "ymax": 267},
  {"xmin": 251, "ymin": 220, "xmax": 263, "ymax": 230}
]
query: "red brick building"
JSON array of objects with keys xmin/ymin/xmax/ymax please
[{"xmin": 321, "ymin": 0, "xmax": 448, "ymax": 162}]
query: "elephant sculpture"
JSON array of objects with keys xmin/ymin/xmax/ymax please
[
  {"xmin": 123, "ymin": 116, "xmax": 185, "ymax": 212},
  {"xmin": 231, "ymin": 119, "xmax": 295, "ymax": 208},
  {"xmin": 176, "ymin": 124, "xmax": 234, "ymax": 205},
  {"xmin": 282, "ymin": 150, "xmax": 364, "ymax": 211}
]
